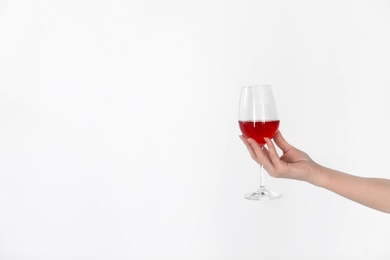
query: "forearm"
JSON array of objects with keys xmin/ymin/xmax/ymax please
[{"xmin": 309, "ymin": 164, "xmax": 390, "ymax": 213}]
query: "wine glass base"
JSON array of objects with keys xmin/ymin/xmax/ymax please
[{"xmin": 245, "ymin": 188, "xmax": 282, "ymax": 201}]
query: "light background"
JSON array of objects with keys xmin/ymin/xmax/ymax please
[{"xmin": 1, "ymin": 0, "xmax": 390, "ymax": 259}]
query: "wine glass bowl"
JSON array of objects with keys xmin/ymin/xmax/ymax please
[
  {"xmin": 238, "ymin": 120, "xmax": 280, "ymax": 147},
  {"xmin": 238, "ymin": 85, "xmax": 282, "ymax": 200}
]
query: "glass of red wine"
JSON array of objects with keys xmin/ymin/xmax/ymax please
[{"xmin": 238, "ymin": 85, "xmax": 282, "ymax": 200}]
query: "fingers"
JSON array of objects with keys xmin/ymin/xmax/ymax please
[
  {"xmin": 239, "ymin": 136, "xmax": 260, "ymax": 162},
  {"xmin": 264, "ymin": 137, "xmax": 280, "ymax": 165},
  {"xmin": 273, "ymin": 131, "xmax": 293, "ymax": 153},
  {"xmin": 240, "ymin": 136, "xmax": 285, "ymax": 178},
  {"xmin": 244, "ymin": 138, "xmax": 273, "ymax": 167}
]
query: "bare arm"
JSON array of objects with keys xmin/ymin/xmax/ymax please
[
  {"xmin": 316, "ymin": 166, "xmax": 390, "ymax": 213},
  {"xmin": 240, "ymin": 131, "xmax": 390, "ymax": 213}
]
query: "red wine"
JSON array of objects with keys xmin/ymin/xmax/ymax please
[{"xmin": 239, "ymin": 120, "xmax": 280, "ymax": 146}]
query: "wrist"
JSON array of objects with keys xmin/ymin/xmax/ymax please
[{"xmin": 305, "ymin": 163, "xmax": 332, "ymax": 188}]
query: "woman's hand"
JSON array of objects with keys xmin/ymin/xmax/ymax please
[
  {"xmin": 240, "ymin": 131, "xmax": 317, "ymax": 182},
  {"xmin": 240, "ymin": 131, "xmax": 390, "ymax": 213}
]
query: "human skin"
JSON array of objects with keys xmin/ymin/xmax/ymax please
[{"xmin": 240, "ymin": 131, "xmax": 390, "ymax": 213}]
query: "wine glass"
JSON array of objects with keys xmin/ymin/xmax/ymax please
[{"xmin": 238, "ymin": 85, "xmax": 282, "ymax": 200}]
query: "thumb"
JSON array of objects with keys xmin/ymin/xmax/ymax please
[{"xmin": 273, "ymin": 131, "xmax": 293, "ymax": 153}]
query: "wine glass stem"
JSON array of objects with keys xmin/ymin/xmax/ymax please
[
  {"xmin": 259, "ymin": 164, "xmax": 265, "ymax": 189},
  {"xmin": 259, "ymin": 146, "xmax": 266, "ymax": 190}
]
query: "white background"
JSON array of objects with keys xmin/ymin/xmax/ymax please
[{"xmin": 1, "ymin": 0, "xmax": 390, "ymax": 259}]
